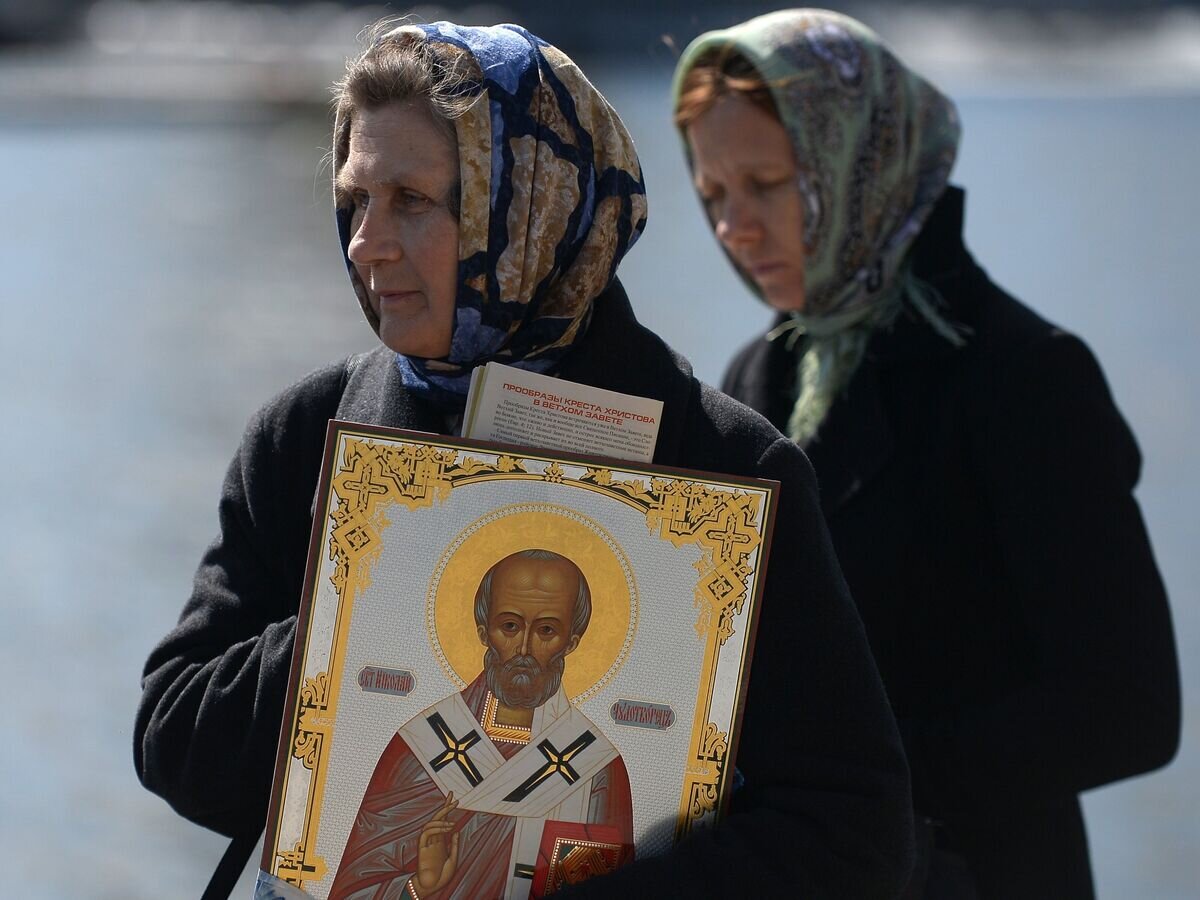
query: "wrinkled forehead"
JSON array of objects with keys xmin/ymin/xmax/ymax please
[{"xmin": 490, "ymin": 555, "xmax": 582, "ymax": 603}]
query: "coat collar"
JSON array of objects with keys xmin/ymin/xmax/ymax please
[
  {"xmin": 335, "ymin": 278, "xmax": 694, "ymax": 467},
  {"xmin": 868, "ymin": 185, "xmax": 976, "ymax": 365},
  {"xmin": 791, "ymin": 186, "xmax": 975, "ymax": 514},
  {"xmin": 558, "ymin": 277, "xmax": 693, "ymax": 467},
  {"xmin": 335, "ymin": 347, "xmax": 446, "ymax": 434}
]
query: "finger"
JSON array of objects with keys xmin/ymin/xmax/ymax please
[
  {"xmin": 420, "ymin": 828, "xmax": 445, "ymax": 847},
  {"xmin": 421, "ymin": 824, "xmax": 456, "ymax": 842},
  {"xmin": 448, "ymin": 833, "xmax": 460, "ymax": 866}
]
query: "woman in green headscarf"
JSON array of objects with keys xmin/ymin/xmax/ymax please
[{"xmin": 674, "ymin": 9, "xmax": 1179, "ymax": 899}]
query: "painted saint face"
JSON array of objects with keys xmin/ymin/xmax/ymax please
[
  {"xmin": 480, "ymin": 556, "xmax": 582, "ymax": 709},
  {"xmin": 339, "ymin": 100, "xmax": 460, "ymax": 357},
  {"xmin": 686, "ymin": 93, "xmax": 807, "ymax": 312}
]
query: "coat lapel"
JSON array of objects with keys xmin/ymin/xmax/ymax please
[
  {"xmin": 335, "ymin": 347, "xmax": 446, "ymax": 434},
  {"xmin": 804, "ymin": 355, "xmax": 895, "ymax": 515}
]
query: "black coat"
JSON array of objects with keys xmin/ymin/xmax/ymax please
[
  {"xmin": 722, "ymin": 187, "xmax": 1181, "ymax": 899},
  {"xmin": 135, "ymin": 281, "xmax": 914, "ymax": 898}
]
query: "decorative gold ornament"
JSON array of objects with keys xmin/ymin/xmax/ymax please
[
  {"xmin": 271, "ymin": 431, "xmax": 772, "ymax": 887},
  {"xmin": 276, "ymin": 841, "xmax": 328, "ymax": 885},
  {"xmin": 482, "ymin": 691, "xmax": 533, "ymax": 745}
]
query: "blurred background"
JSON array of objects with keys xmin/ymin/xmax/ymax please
[{"xmin": 1, "ymin": 0, "xmax": 1197, "ymax": 896}]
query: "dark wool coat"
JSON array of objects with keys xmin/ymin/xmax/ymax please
[
  {"xmin": 135, "ymin": 282, "xmax": 915, "ymax": 899},
  {"xmin": 722, "ymin": 187, "xmax": 1181, "ymax": 900}
]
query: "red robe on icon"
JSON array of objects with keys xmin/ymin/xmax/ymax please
[{"xmin": 329, "ymin": 673, "xmax": 633, "ymax": 900}]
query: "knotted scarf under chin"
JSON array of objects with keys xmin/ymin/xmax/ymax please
[{"xmin": 772, "ymin": 269, "xmax": 966, "ymax": 447}]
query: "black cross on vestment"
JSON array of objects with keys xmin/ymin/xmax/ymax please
[
  {"xmin": 426, "ymin": 712, "xmax": 484, "ymax": 787},
  {"xmin": 503, "ymin": 731, "xmax": 597, "ymax": 803}
]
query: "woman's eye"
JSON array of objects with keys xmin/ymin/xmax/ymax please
[
  {"xmin": 754, "ymin": 178, "xmax": 791, "ymax": 195},
  {"xmin": 399, "ymin": 190, "xmax": 435, "ymax": 212},
  {"xmin": 349, "ymin": 189, "xmax": 436, "ymax": 214}
]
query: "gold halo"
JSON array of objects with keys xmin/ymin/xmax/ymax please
[{"xmin": 426, "ymin": 503, "xmax": 638, "ymax": 703}]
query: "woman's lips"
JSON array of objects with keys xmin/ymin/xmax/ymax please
[
  {"xmin": 748, "ymin": 262, "xmax": 787, "ymax": 279},
  {"xmin": 378, "ymin": 290, "xmax": 422, "ymax": 307}
]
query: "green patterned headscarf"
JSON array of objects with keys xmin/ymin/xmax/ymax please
[{"xmin": 673, "ymin": 9, "xmax": 964, "ymax": 444}]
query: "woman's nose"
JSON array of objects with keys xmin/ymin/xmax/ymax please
[
  {"xmin": 714, "ymin": 195, "xmax": 762, "ymax": 248},
  {"xmin": 347, "ymin": 206, "xmax": 403, "ymax": 266}
]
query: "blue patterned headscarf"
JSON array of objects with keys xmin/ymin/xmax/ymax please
[{"xmin": 334, "ymin": 23, "xmax": 648, "ymax": 409}]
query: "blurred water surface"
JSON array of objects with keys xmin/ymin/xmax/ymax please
[{"xmin": 2, "ymin": 57, "xmax": 1198, "ymax": 899}]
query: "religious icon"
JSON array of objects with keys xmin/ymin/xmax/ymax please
[
  {"xmin": 256, "ymin": 423, "xmax": 777, "ymax": 899},
  {"xmin": 330, "ymin": 548, "xmax": 634, "ymax": 899}
]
